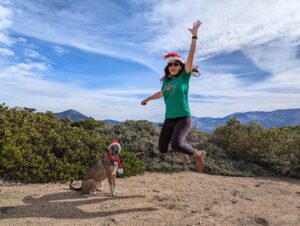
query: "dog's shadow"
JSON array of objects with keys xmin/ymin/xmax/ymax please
[{"xmin": 0, "ymin": 190, "xmax": 157, "ymax": 219}]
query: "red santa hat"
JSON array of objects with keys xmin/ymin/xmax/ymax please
[
  {"xmin": 163, "ymin": 52, "xmax": 184, "ymax": 64},
  {"xmin": 108, "ymin": 139, "xmax": 121, "ymax": 151}
]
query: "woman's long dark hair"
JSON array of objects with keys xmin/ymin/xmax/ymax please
[{"xmin": 160, "ymin": 61, "xmax": 200, "ymax": 82}]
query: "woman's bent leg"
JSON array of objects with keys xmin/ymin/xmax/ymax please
[
  {"xmin": 170, "ymin": 117, "xmax": 206, "ymax": 172},
  {"xmin": 170, "ymin": 117, "xmax": 197, "ymax": 156},
  {"xmin": 158, "ymin": 119, "xmax": 175, "ymax": 153}
]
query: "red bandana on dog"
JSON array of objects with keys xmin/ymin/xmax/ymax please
[
  {"xmin": 107, "ymin": 152, "xmax": 122, "ymax": 169},
  {"xmin": 107, "ymin": 140, "xmax": 123, "ymax": 174}
]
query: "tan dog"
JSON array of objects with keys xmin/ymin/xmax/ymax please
[{"xmin": 69, "ymin": 140, "xmax": 123, "ymax": 196}]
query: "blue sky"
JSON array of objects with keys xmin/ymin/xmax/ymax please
[{"xmin": 0, "ymin": 0, "xmax": 299, "ymax": 121}]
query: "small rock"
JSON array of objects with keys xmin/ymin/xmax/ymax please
[
  {"xmin": 232, "ymin": 190, "xmax": 239, "ymax": 196},
  {"xmin": 231, "ymin": 200, "xmax": 238, "ymax": 204},
  {"xmin": 255, "ymin": 217, "xmax": 269, "ymax": 226}
]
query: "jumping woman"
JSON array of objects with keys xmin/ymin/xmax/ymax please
[{"xmin": 141, "ymin": 20, "xmax": 206, "ymax": 172}]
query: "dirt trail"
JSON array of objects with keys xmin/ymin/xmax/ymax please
[{"xmin": 1, "ymin": 172, "xmax": 299, "ymax": 226}]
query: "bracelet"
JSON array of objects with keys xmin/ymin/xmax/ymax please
[{"xmin": 192, "ymin": 36, "xmax": 198, "ymax": 40}]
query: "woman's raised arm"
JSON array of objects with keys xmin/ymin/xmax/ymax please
[{"xmin": 185, "ymin": 20, "xmax": 202, "ymax": 73}]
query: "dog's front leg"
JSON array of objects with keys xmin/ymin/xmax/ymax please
[
  {"xmin": 112, "ymin": 174, "xmax": 121, "ymax": 195},
  {"xmin": 107, "ymin": 175, "xmax": 117, "ymax": 196}
]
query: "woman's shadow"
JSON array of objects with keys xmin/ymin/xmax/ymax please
[{"xmin": 0, "ymin": 189, "xmax": 157, "ymax": 219}]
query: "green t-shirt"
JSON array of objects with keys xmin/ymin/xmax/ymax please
[{"xmin": 161, "ymin": 69, "xmax": 192, "ymax": 119}]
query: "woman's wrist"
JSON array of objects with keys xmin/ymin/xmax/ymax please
[{"xmin": 192, "ymin": 35, "xmax": 198, "ymax": 40}]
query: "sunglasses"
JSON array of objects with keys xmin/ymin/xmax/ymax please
[{"xmin": 168, "ymin": 62, "xmax": 180, "ymax": 67}]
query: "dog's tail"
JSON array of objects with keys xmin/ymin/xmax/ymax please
[{"xmin": 69, "ymin": 179, "xmax": 82, "ymax": 191}]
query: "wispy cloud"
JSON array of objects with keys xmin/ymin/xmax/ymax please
[
  {"xmin": 0, "ymin": 47, "xmax": 14, "ymax": 56},
  {"xmin": 0, "ymin": 3, "xmax": 13, "ymax": 45},
  {"xmin": 0, "ymin": 62, "xmax": 49, "ymax": 78},
  {"xmin": 52, "ymin": 46, "xmax": 69, "ymax": 56},
  {"xmin": 242, "ymin": 37, "xmax": 300, "ymax": 74},
  {"xmin": 146, "ymin": 0, "xmax": 300, "ymax": 56}
]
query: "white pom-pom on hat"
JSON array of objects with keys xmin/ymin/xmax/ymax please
[
  {"xmin": 117, "ymin": 168, "xmax": 124, "ymax": 174},
  {"xmin": 163, "ymin": 52, "xmax": 184, "ymax": 63}
]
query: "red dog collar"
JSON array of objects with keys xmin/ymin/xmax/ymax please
[{"xmin": 107, "ymin": 152, "xmax": 122, "ymax": 169}]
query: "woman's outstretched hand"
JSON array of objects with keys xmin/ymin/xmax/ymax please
[
  {"xmin": 141, "ymin": 99, "xmax": 148, "ymax": 105},
  {"xmin": 141, "ymin": 91, "xmax": 162, "ymax": 105},
  {"xmin": 188, "ymin": 20, "xmax": 202, "ymax": 36}
]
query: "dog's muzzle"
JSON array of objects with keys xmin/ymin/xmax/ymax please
[{"xmin": 109, "ymin": 144, "xmax": 121, "ymax": 157}]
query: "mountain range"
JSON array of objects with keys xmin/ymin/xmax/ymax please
[
  {"xmin": 192, "ymin": 108, "xmax": 300, "ymax": 132},
  {"xmin": 55, "ymin": 108, "xmax": 300, "ymax": 132}
]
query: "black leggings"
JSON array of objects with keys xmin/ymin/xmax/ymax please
[{"xmin": 159, "ymin": 116, "xmax": 197, "ymax": 156}]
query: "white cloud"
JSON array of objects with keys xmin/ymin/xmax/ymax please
[
  {"xmin": 146, "ymin": 0, "xmax": 300, "ymax": 57},
  {"xmin": 0, "ymin": 62, "xmax": 49, "ymax": 78},
  {"xmin": 52, "ymin": 46, "xmax": 69, "ymax": 56},
  {"xmin": 188, "ymin": 65, "xmax": 300, "ymax": 117},
  {"xmin": 24, "ymin": 48, "xmax": 40, "ymax": 59},
  {"xmin": 24, "ymin": 48, "xmax": 50, "ymax": 64},
  {"xmin": 242, "ymin": 37, "xmax": 300, "ymax": 74},
  {"xmin": 0, "ymin": 3, "xmax": 13, "ymax": 45},
  {"xmin": 0, "ymin": 47, "xmax": 14, "ymax": 56}
]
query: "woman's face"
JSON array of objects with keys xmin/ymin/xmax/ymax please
[{"xmin": 168, "ymin": 60, "xmax": 182, "ymax": 76}]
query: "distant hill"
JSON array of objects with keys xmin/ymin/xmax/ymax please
[
  {"xmin": 55, "ymin": 108, "xmax": 300, "ymax": 132},
  {"xmin": 103, "ymin": 119, "xmax": 120, "ymax": 125},
  {"xmin": 55, "ymin": 109, "xmax": 88, "ymax": 122},
  {"xmin": 192, "ymin": 108, "xmax": 300, "ymax": 133}
]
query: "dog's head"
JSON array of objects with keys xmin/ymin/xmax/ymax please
[{"xmin": 108, "ymin": 140, "xmax": 121, "ymax": 157}]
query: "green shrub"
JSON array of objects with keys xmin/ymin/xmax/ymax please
[
  {"xmin": 0, "ymin": 104, "xmax": 109, "ymax": 182},
  {"xmin": 210, "ymin": 117, "xmax": 300, "ymax": 177},
  {"xmin": 118, "ymin": 151, "xmax": 145, "ymax": 178}
]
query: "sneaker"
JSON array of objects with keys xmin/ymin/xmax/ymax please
[
  {"xmin": 192, "ymin": 150, "xmax": 206, "ymax": 173},
  {"xmin": 177, "ymin": 152, "xmax": 189, "ymax": 164}
]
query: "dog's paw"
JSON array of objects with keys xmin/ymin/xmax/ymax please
[
  {"xmin": 89, "ymin": 191, "xmax": 97, "ymax": 196},
  {"xmin": 115, "ymin": 190, "xmax": 121, "ymax": 195},
  {"xmin": 111, "ymin": 190, "xmax": 120, "ymax": 197}
]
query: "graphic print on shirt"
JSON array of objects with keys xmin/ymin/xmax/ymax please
[{"xmin": 163, "ymin": 84, "xmax": 176, "ymax": 98}]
